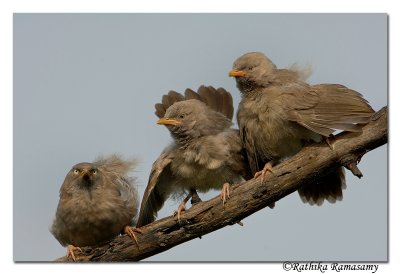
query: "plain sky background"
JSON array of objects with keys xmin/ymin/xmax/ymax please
[{"xmin": 13, "ymin": 13, "xmax": 387, "ymax": 262}]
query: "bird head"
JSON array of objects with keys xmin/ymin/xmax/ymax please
[
  {"xmin": 229, "ymin": 52, "xmax": 277, "ymax": 93},
  {"xmin": 157, "ymin": 99, "xmax": 232, "ymax": 145},
  {"xmin": 68, "ymin": 162, "xmax": 102, "ymax": 189}
]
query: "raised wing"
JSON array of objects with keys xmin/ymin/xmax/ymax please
[{"xmin": 136, "ymin": 149, "xmax": 175, "ymax": 227}]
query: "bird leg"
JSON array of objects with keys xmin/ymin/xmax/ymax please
[
  {"xmin": 190, "ymin": 188, "xmax": 202, "ymax": 205},
  {"xmin": 66, "ymin": 244, "xmax": 82, "ymax": 261},
  {"xmin": 124, "ymin": 226, "xmax": 143, "ymax": 246},
  {"xmin": 174, "ymin": 188, "xmax": 203, "ymax": 222},
  {"xmin": 220, "ymin": 182, "xmax": 231, "ymax": 206},
  {"xmin": 173, "ymin": 191, "xmax": 192, "ymax": 222},
  {"xmin": 254, "ymin": 161, "xmax": 274, "ymax": 182}
]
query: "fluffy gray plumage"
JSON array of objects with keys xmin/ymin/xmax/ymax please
[
  {"xmin": 230, "ymin": 52, "xmax": 375, "ymax": 205},
  {"xmin": 137, "ymin": 86, "xmax": 250, "ymax": 227},
  {"xmin": 51, "ymin": 155, "xmax": 139, "ymax": 259}
]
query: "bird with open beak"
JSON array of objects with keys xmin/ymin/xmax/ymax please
[
  {"xmin": 136, "ymin": 86, "xmax": 251, "ymax": 227},
  {"xmin": 229, "ymin": 52, "xmax": 375, "ymax": 205},
  {"xmin": 51, "ymin": 155, "xmax": 140, "ymax": 261}
]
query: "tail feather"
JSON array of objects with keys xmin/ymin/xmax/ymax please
[
  {"xmin": 298, "ymin": 167, "xmax": 346, "ymax": 206},
  {"xmin": 155, "ymin": 85, "xmax": 235, "ymax": 120}
]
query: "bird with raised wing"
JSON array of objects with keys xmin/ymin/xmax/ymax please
[{"xmin": 137, "ymin": 86, "xmax": 251, "ymax": 227}]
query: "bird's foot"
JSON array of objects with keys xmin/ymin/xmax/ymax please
[
  {"xmin": 324, "ymin": 134, "xmax": 335, "ymax": 150},
  {"xmin": 220, "ymin": 183, "xmax": 242, "ymax": 225},
  {"xmin": 66, "ymin": 244, "xmax": 82, "ymax": 261},
  {"xmin": 254, "ymin": 161, "xmax": 274, "ymax": 182},
  {"xmin": 220, "ymin": 182, "xmax": 231, "ymax": 206},
  {"xmin": 124, "ymin": 226, "xmax": 143, "ymax": 246},
  {"xmin": 173, "ymin": 202, "xmax": 187, "ymax": 223}
]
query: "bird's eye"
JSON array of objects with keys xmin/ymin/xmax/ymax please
[
  {"xmin": 92, "ymin": 169, "xmax": 97, "ymax": 175},
  {"xmin": 73, "ymin": 169, "xmax": 79, "ymax": 175},
  {"xmin": 179, "ymin": 113, "xmax": 186, "ymax": 119},
  {"xmin": 248, "ymin": 66, "xmax": 253, "ymax": 70}
]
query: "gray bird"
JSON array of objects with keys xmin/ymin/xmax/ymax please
[
  {"xmin": 137, "ymin": 86, "xmax": 251, "ymax": 227},
  {"xmin": 229, "ymin": 52, "xmax": 375, "ymax": 205},
  {"xmin": 51, "ymin": 155, "xmax": 140, "ymax": 261},
  {"xmin": 154, "ymin": 86, "xmax": 236, "ymax": 204}
]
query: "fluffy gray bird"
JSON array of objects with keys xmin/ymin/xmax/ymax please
[
  {"xmin": 51, "ymin": 155, "xmax": 140, "ymax": 261},
  {"xmin": 229, "ymin": 52, "xmax": 375, "ymax": 205},
  {"xmin": 137, "ymin": 86, "xmax": 250, "ymax": 227}
]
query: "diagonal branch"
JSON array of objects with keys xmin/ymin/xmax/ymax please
[{"xmin": 56, "ymin": 106, "xmax": 388, "ymax": 262}]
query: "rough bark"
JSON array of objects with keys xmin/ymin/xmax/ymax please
[{"xmin": 56, "ymin": 106, "xmax": 388, "ymax": 262}]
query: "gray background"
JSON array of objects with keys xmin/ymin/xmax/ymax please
[{"xmin": 13, "ymin": 13, "xmax": 387, "ymax": 261}]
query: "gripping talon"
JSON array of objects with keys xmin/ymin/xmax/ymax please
[
  {"xmin": 66, "ymin": 245, "xmax": 82, "ymax": 261},
  {"xmin": 124, "ymin": 226, "xmax": 143, "ymax": 246},
  {"xmin": 174, "ymin": 202, "xmax": 187, "ymax": 223},
  {"xmin": 220, "ymin": 183, "xmax": 231, "ymax": 206},
  {"xmin": 254, "ymin": 161, "xmax": 274, "ymax": 182}
]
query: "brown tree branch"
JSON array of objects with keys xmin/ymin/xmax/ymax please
[{"xmin": 56, "ymin": 106, "xmax": 388, "ymax": 262}]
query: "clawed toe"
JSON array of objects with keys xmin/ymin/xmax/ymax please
[
  {"xmin": 220, "ymin": 183, "xmax": 231, "ymax": 205},
  {"xmin": 66, "ymin": 245, "xmax": 82, "ymax": 261},
  {"xmin": 173, "ymin": 202, "xmax": 187, "ymax": 223},
  {"xmin": 254, "ymin": 161, "xmax": 274, "ymax": 182},
  {"xmin": 124, "ymin": 226, "xmax": 143, "ymax": 246}
]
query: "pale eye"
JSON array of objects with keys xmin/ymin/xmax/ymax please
[
  {"xmin": 92, "ymin": 170, "xmax": 97, "ymax": 175},
  {"xmin": 73, "ymin": 169, "xmax": 79, "ymax": 175}
]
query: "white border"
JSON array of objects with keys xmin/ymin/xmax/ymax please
[{"xmin": 1, "ymin": 1, "xmax": 397, "ymax": 273}]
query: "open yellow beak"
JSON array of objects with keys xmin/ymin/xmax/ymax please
[
  {"xmin": 157, "ymin": 118, "xmax": 182, "ymax": 126},
  {"xmin": 229, "ymin": 70, "xmax": 247, "ymax": 77}
]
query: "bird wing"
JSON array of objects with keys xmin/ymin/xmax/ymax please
[
  {"xmin": 225, "ymin": 129, "xmax": 253, "ymax": 180},
  {"xmin": 136, "ymin": 149, "xmax": 175, "ymax": 227},
  {"xmin": 281, "ymin": 83, "xmax": 375, "ymax": 137},
  {"xmin": 155, "ymin": 85, "xmax": 234, "ymax": 120},
  {"xmin": 239, "ymin": 122, "xmax": 262, "ymax": 176}
]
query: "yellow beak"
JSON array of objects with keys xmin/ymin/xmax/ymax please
[
  {"xmin": 157, "ymin": 118, "xmax": 182, "ymax": 126},
  {"xmin": 229, "ymin": 70, "xmax": 247, "ymax": 77}
]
